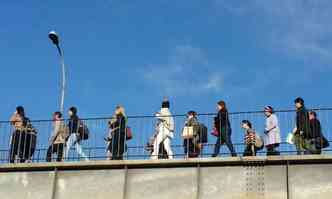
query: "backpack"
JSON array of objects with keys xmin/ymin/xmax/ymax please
[
  {"xmin": 78, "ymin": 121, "xmax": 89, "ymax": 140},
  {"xmin": 198, "ymin": 123, "xmax": 208, "ymax": 143}
]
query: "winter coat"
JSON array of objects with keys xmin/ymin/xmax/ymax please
[
  {"xmin": 295, "ymin": 106, "xmax": 311, "ymax": 139},
  {"xmin": 309, "ymin": 118, "xmax": 322, "ymax": 139},
  {"xmin": 68, "ymin": 115, "xmax": 80, "ymax": 135},
  {"xmin": 156, "ymin": 108, "xmax": 175, "ymax": 139},
  {"xmin": 52, "ymin": 120, "xmax": 69, "ymax": 144},
  {"xmin": 214, "ymin": 109, "xmax": 231, "ymax": 135},
  {"xmin": 264, "ymin": 114, "xmax": 281, "ymax": 146}
]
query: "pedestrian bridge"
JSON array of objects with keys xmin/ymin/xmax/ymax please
[{"xmin": 0, "ymin": 155, "xmax": 331, "ymax": 199}]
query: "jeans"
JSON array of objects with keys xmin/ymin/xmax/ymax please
[
  {"xmin": 213, "ymin": 128, "xmax": 237, "ymax": 157},
  {"xmin": 65, "ymin": 134, "xmax": 89, "ymax": 161}
]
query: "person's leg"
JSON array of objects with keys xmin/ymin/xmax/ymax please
[
  {"xmin": 212, "ymin": 136, "xmax": 222, "ymax": 157},
  {"xmin": 151, "ymin": 134, "xmax": 162, "ymax": 160},
  {"xmin": 183, "ymin": 139, "xmax": 188, "ymax": 158},
  {"xmin": 9, "ymin": 131, "xmax": 19, "ymax": 163},
  {"xmin": 294, "ymin": 134, "xmax": 304, "ymax": 155},
  {"xmin": 163, "ymin": 137, "xmax": 174, "ymax": 159},
  {"xmin": 74, "ymin": 136, "xmax": 89, "ymax": 161},
  {"xmin": 64, "ymin": 134, "xmax": 75, "ymax": 160},
  {"xmin": 46, "ymin": 145, "xmax": 53, "ymax": 162},
  {"xmin": 56, "ymin": 144, "xmax": 64, "ymax": 162},
  {"xmin": 225, "ymin": 129, "xmax": 237, "ymax": 157}
]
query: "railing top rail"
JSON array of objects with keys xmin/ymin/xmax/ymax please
[{"xmin": 0, "ymin": 107, "xmax": 331, "ymax": 123}]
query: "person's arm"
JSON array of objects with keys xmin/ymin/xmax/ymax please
[{"xmin": 265, "ymin": 115, "xmax": 278, "ymax": 133}]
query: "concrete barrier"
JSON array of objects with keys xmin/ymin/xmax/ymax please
[{"xmin": 0, "ymin": 155, "xmax": 332, "ymax": 199}]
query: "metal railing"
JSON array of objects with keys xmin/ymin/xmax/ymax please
[{"xmin": 0, "ymin": 108, "xmax": 331, "ymax": 163}]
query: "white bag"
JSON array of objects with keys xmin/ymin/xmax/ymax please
[
  {"xmin": 182, "ymin": 126, "xmax": 195, "ymax": 139},
  {"xmin": 286, "ymin": 133, "xmax": 294, "ymax": 145}
]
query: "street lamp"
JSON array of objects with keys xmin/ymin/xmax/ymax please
[{"xmin": 49, "ymin": 31, "xmax": 66, "ymax": 113}]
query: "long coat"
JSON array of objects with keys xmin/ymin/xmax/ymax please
[{"xmin": 264, "ymin": 114, "xmax": 281, "ymax": 146}]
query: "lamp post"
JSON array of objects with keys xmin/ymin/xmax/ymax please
[{"xmin": 49, "ymin": 31, "xmax": 66, "ymax": 113}]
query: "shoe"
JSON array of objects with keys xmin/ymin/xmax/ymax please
[{"xmin": 211, "ymin": 154, "xmax": 218, "ymax": 157}]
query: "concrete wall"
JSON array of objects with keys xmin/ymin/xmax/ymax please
[{"xmin": 0, "ymin": 157, "xmax": 332, "ymax": 199}]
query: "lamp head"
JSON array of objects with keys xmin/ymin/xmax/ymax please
[{"xmin": 48, "ymin": 31, "xmax": 59, "ymax": 45}]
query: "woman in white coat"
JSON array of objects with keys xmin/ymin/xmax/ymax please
[
  {"xmin": 151, "ymin": 99, "xmax": 174, "ymax": 160},
  {"xmin": 264, "ymin": 106, "xmax": 281, "ymax": 156}
]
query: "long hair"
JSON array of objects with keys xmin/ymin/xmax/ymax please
[{"xmin": 217, "ymin": 100, "xmax": 228, "ymax": 112}]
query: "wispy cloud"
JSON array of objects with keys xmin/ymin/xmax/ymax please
[
  {"xmin": 143, "ymin": 45, "xmax": 224, "ymax": 96},
  {"xmin": 216, "ymin": 0, "xmax": 332, "ymax": 66}
]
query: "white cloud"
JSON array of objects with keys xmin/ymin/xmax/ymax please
[
  {"xmin": 216, "ymin": 0, "xmax": 332, "ymax": 65},
  {"xmin": 143, "ymin": 45, "xmax": 224, "ymax": 95}
]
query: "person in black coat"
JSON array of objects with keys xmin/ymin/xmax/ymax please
[
  {"xmin": 308, "ymin": 111, "xmax": 323, "ymax": 154},
  {"xmin": 294, "ymin": 97, "xmax": 312, "ymax": 155},
  {"xmin": 212, "ymin": 101, "xmax": 237, "ymax": 157},
  {"xmin": 108, "ymin": 105, "xmax": 127, "ymax": 160}
]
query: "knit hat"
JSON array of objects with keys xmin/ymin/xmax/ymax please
[
  {"xmin": 264, "ymin": 106, "xmax": 274, "ymax": 113},
  {"xmin": 294, "ymin": 97, "xmax": 304, "ymax": 105},
  {"xmin": 69, "ymin": 106, "xmax": 77, "ymax": 115}
]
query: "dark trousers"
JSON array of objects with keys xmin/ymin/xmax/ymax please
[
  {"xmin": 46, "ymin": 143, "xmax": 64, "ymax": 162},
  {"xmin": 213, "ymin": 129, "xmax": 237, "ymax": 157},
  {"xmin": 266, "ymin": 144, "xmax": 280, "ymax": 156},
  {"xmin": 183, "ymin": 138, "xmax": 200, "ymax": 158},
  {"xmin": 9, "ymin": 131, "xmax": 36, "ymax": 163},
  {"xmin": 108, "ymin": 137, "xmax": 126, "ymax": 160},
  {"xmin": 243, "ymin": 144, "xmax": 257, "ymax": 156}
]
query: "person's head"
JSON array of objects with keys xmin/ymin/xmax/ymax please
[
  {"xmin": 16, "ymin": 106, "xmax": 25, "ymax": 116},
  {"xmin": 68, "ymin": 107, "xmax": 77, "ymax": 117},
  {"xmin": 217, "ymin": 100, "xmax": 227, "ymax": 111},
  {"xmin": 187, "ymin": 111, "xmax": 197, "ymax": 119},
  {"xmin": 294, "ymin": 97, "xmax": 304, "ymax": 109},
  {"xmin": 161, "ymin": 97, "xmax": 170, "ymax": 109},
  {"xmin": 115, "ymin": 105, "xmax": 126, "ymax": 116},
  {"xmin": 241, "ymin": 120, "xmax": 252, "ymax": 129},
  {"xmin": 264, "ymin": 106, "xmax": 274, "ymax": 117},
  {"xmin": 53, "ymin": 111, "xmax": 62, "ymax": 120},
  {"xmin": 309, "ymin": 111, "xmax": 317, "ymax": 120}
]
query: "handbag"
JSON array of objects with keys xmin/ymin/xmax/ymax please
[
  {"xmin": 286, "ymin": 133, "xmax": 294, "ymax": 145},
  {"xmin": 126, "ymin": 127, "xmax": 133, "ymax": 140},
  {"xmin": 315, "ymin": 136, "xmax": 329, "ymax": 149},
  {"xmin": 182, "ymin": 126, "xmax": 195, "ymax": 139},
  {"xmin": 211, "ymin": 127, "xmax": 219, "ymax": 137}
]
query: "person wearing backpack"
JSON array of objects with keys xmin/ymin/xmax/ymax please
[
  {"xmin": 293, "ymin": 97, "xmax": 312, "ymax": 155},
  {"xmin": 64, "ymin": 107, "xmax": 89, "ymax": 161},
  {"xmin": 263, "ymin": 106, "xmax": 281, "ymax": 156},
  {"xmin": 212, "ymin": 101, "xmax": 237, "ymax": 157},
  {"xmin": 241, "ymin": 120, "xmax": 263, "ymax": 156},
  {"xmin": 182, "ymin": 111, "xmax": 201, "ymax": 158},
  {"xmin": 46, "ymin": 112, "xmax": 68, "ymax": 162},
  {"xmin": 9, "ymin": 106, "xmax": 37, "ymax": 163},
  {"xmin": 108, "ymin": 105, "xmax": 127, "ymax": 160},
  {"xmin": 151, "ymin": 98, "xmax": 174, "ymax": 160},
  {"xmin": 308, "ymin": 111, "xmax": 328, "ymax": 154}
]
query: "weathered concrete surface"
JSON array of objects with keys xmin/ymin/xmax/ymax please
[
  {"xmin": 0, "ymin": 171, "xmax": 54, "ymax": 199},
  {"xmin": 289, "ymin": 164, "xmax": 332, "ymax": 199},
  {"xmin": 126, "ymin": 168, "xmax": 197, "ymax": 199},
  {"xmin": 0, "ymin": 156, "xmax": 332, "ymax": 199},
  {"xmin": 54, "ymin": 170, "xmax": 126, "ymax": 199}
]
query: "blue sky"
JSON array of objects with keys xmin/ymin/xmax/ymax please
[{"xmin": 1, "ymin": 0, "xmax": 332, "ymax": 120}]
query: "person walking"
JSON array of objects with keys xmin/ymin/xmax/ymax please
[
  {"xmin": 182, "ymin": 111, "xmax": 201, "ymax": 158},
  {"xmin": 241, "ymin": 120, "xmax": 263, "ymax": 156},
  {"xmin": 293, "ymin": 97, "xmax": 312, "ymax": 155},
  {"xmin": 151, "ymin": 98, "xmax": 174, "ymax": 160},
  {"xmin": 108, "ymin": 105, "xmax": 127, "ymax": 160},
  {"xmin": 46, "ymin": 112, "xmax": 68, "ymax": 162},
  {"xmin": 263, "ymin": 106, "xmax": 281, "ymax": 156},
  {"xmin": 64, "ymin": 107, "xmax": 89, "ymax": 161},
  {"xmin": 212, "ymin": 101, "xmax": 237, "ymax": 157},
  {"xmin": 9, "ymin": 106, "xmax": 37, "ymax": 163}
]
